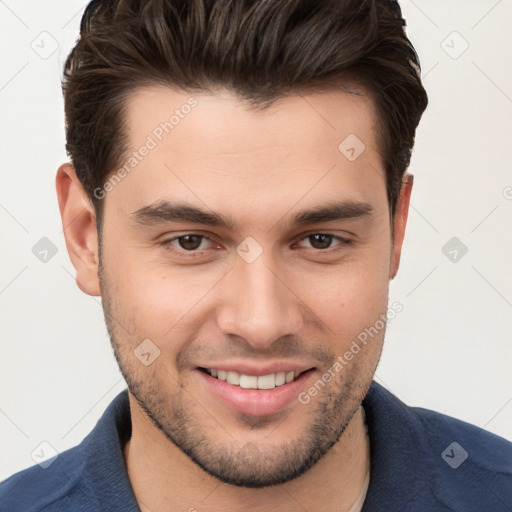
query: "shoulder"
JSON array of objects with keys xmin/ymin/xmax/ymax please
[
  {"xmin": 412, "ymin": 404, "xmax": 512, "ymax": 472},
  {"xmin": 366, "ymin": 381, "xmax": 512, "ymax": 471},
  {"xmin": 0, "ymin": 390, "xmax": 134, "ymax": 512},
  {"xmin": 414, "ymin": 405, "xmax": 512, "ymax": 510},
  {"xmin": 362, "ymin": 382, "xmax": 512, "ymax": 511},
  {"xmin": 0, "ymin": 444, "xmax": 98, "ymax": 512}
]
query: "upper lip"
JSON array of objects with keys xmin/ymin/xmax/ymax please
[{"xmin": 197, "ymin": 361, "xmax": 316, "ymax": 376}]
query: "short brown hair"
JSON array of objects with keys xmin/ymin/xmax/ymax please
[{"xmin": 62, "ymin": 0, "xmax": 428, "ymax": 229}]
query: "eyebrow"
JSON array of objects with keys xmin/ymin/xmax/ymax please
[{"xmin": 130, "ymin": 199, "xmax": 374, "ymax": 231}]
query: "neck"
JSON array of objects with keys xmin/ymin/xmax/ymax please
[{"xmin": 124, "ymin": 397, "xmax": 370, "ymax": 512}]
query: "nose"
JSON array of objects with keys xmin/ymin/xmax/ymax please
[{"xmin": 216, "ymin": 250, "xmax": 304, "ymax": 350}]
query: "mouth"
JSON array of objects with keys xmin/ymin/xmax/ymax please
[
  {"xmin": 196, "ymin": 366, "xmax": 317, "ymax": 416},
  {"xmin": 198, "ymin": 367, "xmax": 307, "ymax": 390}
]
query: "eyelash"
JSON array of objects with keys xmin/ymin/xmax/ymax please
[{"xmin": 160, "ymin": 232, "xmax": 352, "ymax": 258}]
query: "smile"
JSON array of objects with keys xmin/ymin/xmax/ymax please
[{"xmin": 200, "ymin": 368, "xmax": 305, "ymax": 390}]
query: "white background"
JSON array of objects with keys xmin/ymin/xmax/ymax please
[{"xmin": 1, "ymin": 0, "xmax": 511, "ymax": 479}]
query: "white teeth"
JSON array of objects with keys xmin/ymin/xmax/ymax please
[
  {"xmin": 275, "ymin": 372, "xmax": 286, "ymax": 386},
  {"xmin": 257, "ymin": 374, "xmax": 276, "ymax": 389},
  {"xmin": 206, "ymin": 368, "xmax": 304, "ymax": 389},
  {"xmin": 226, "ymin": 371, "xmax": 240, "ymax": 385},
  {"xmin": 239, "ymin": 375, "xmax": 258, "ymax": 389}
]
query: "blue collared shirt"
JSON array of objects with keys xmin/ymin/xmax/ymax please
[{"xmin": 1, "ymin": 381, "xmax": 511, "ymax": 511}]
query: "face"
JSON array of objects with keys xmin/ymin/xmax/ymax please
[{"xmin": 59, "ymin": 85, "xmax": 411, "ymax": 488}]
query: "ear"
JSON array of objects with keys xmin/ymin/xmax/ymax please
[
  {"xmin": 389, "ymin": 174, "xmax": 413, "ymax": 280},
  {"xmin": 56, "ymin": 163, "xmax": 101, "ymax": 296}
]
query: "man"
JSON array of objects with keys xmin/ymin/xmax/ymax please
[{"xmin": 1, "ymin": 0, "xmax": 511, "ymax": 510}]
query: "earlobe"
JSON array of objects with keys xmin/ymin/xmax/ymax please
[
  {"xmin": 389, "ymin": 174, "xmax": 413, "ymax": 280},
  {"xmin": 56, "ymin": 163, "xmax": 101, "ymax": 296}
]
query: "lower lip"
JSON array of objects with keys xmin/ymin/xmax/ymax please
[{"xmin": 196, "ymin": 369, "xmax": 316, "ymax": 416}]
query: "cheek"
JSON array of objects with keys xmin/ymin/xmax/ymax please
[
  {"xmin": 292, "ymin": 248, "xmax": 391, "ymax": 333},
  {"xmin": 114, "ymin": 263, "xmax": 226, "ymax": 340}
]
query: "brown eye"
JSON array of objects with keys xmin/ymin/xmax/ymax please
[
  {"xmin": 295, "ymin": 233, "xmax": 351, "ymax": 252},
  {"xmin": 307, "ymin": 234, "xmax": 335, "ymax": 249},
  {"xmin": 160, "ymin": 233, "xmax": 218, "ymax": 259},
  {"xmin": 176, "ymin": 235, "xmax": 204, "ymax": 250}
]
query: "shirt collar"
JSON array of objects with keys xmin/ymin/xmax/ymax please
[
  {"xmin": 81, "ymin": 390, "xmax": 140, "ymax": 511},
  {"xmin": 361, "ymin": 381, "xmax": 437, "ymax": 510}
]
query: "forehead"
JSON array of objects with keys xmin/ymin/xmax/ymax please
[
  {"xmin": 107, "ymin": 85, "xmax": 386, "ymax": 225},
  {"xmin": 124, "ymin": 84, "xmax": 379, "ymax": 159}
]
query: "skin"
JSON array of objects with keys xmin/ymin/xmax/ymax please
[{"xmin": 56, "ymin": 85, "xmax": 412, "ymax": 512}]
